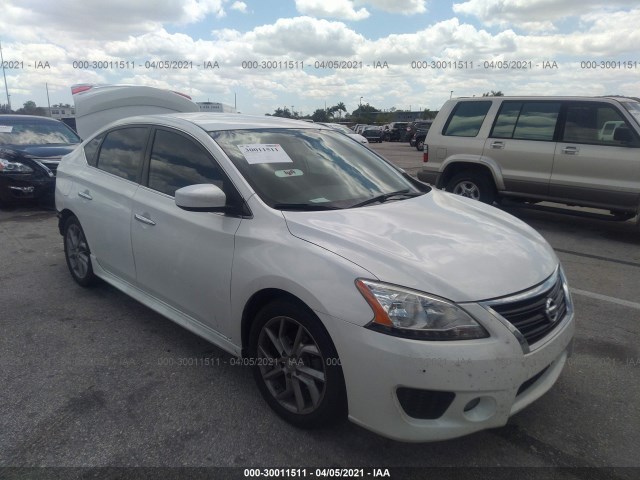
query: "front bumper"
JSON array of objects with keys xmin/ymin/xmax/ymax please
[
  {"xmin": 318, "ymin": 296, "xmax": 575, "ymax": 442},
  {"xmin": 0, "ymin": 173, "xmax": 55, "ymax": 203}
]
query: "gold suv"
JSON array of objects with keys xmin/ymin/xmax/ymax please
[{"xmin": 418, "ymin": 96, "xmax": 640, "ymax": 220}]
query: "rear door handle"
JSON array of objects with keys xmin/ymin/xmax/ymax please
[
  {"xmin": 134, "ymin": 213, "xmax": 156, "ymax": 226},
  {"xmin": 490, "ymin": 141, "xmax": 505, "ymax": 149},
  {"xmin": 562, "ymin": 146, "xmax": 579, "ymax": 155},
  {"xmin": 78, "ymin": 190, "xmax": 93, "ymax": 200}
]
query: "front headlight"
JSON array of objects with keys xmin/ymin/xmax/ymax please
[
  {"xmin": 356, "ymin": 279, "xmax": 488, "ymax": 340},
  {"xmin": 0, "ymin": 158, "xmax": 34, "ymax": 173}
]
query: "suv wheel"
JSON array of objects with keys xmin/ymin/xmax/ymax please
[
  {"xmin": 416, "ymin": 139, "xmax": 424, "ymax": 151},
  {"xmin": 249, "ymin": 300, "xmax": 347, "ymax": 428},
  {"xmin": 63, "ymin": 216, "xmax": 98, "ymax": 287},
  {"xmin": 446, "ymin": 171, "xmax": 496, "ymax": 204}
]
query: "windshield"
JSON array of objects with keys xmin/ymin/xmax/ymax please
[
  {"xmin": 0, "ymin": 118, "xmax": 81, "ymax": 146},
  {"xmin": 210, "ymin": 128, "xmax": 425, "ymax": 209},
  {"xmin": 621, "ymin": 101, "xmax": 640, "ymax": 126}
]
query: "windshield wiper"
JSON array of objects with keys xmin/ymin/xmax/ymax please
[
  {"xmin": 349, "ymin": 190, "xmax": 421, "ymax": 208},
  {"xmin": 273, "ymin": 203, "xmax": 341, "ymax": 211}
]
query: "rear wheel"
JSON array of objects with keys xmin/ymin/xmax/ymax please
[
  {"xmin": 446, "ymin": 171, "xmax": 496, "ymax": 204},
  {"xmin": 248, "ymin": 300, "xmax": 347, "ymax": 428},
  {"xmin": 63, "ymin": 216, "xmax": 98, "ymax": 287},
  {"xmin": 416, "ymin": 139, "xmax": 424, "ymax": 151}
]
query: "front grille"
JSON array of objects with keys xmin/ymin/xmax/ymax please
[
  {"xmin": 396, "ymin": 387, "xmax": 455, "ymax": 419},
  {"xmin": 491, "ymin": 274, "xmax": 567, "ymax": 347}
]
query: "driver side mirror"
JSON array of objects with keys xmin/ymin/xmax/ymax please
[
  {"xmin": 613, "ymin": 126, "xmax": 634, "ymax": 144},
  {"xmin": 175, "ymin": 184, "xmax": 227, "ymax": 212}
]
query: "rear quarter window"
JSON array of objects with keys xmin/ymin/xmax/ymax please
[
  {"xmin": 83, "ymin": 133, "xmax": 104, "ymax": 167},
  {"xmin": 96, "ymin": 127, "xmax": 148, "ymax": 182},
  {"xmin": 443, "ymin": 101, "xmax": 492, "ymax": 137}
]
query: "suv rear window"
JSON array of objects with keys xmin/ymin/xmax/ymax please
[{"xmin": 443, "ymin": 101, "xmax": 491, "ymax": 137}]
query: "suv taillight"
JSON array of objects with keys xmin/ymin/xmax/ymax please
[{"xmin": 423, "ymin": 150, "xmax": 429, "ymax": 163}]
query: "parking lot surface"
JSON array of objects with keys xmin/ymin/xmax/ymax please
[{"xmin": 0, "ymin": 142, "xmax": 638, "ymax": 478}]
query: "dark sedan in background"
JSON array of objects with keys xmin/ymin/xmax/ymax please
[
  {"xmin": 361, "ymin": 127, "xmax": 383, "ymax": 143},
  {"xmin": 0, "ymin": 115, "xmax": 81, "ymax": 206}
]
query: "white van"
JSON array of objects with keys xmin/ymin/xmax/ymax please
[{"xmin": 71, "ymin": 84, "xmax": 199, "ymax": 139}]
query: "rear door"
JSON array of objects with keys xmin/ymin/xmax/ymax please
[
  {"xmin": 75, "ymin": 126, "xmax": 149, "ymax": 284},
  {"xmin": 550, "ymin": 101, "xmax": 640, "ymax": 210},
  {"xmin": 484, "ymin": 100, "xmax": 561, "ymax": 196},
  {"xmin": 130, "ymin": 127, "xmax": 242, "ymax": 331}
]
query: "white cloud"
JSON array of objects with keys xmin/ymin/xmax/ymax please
[
  {"xmin": 294, "ymin": 0, "xmax": 370, "ymax": 21},
  {"xmin": 453, "ymin": 0, "xmax": 637, "ymax": 30},
  {"xmin": 230, "ymin": 1, "xmax": 248, "ymax": 13},
  {"xmin": 0, "ymin": 0, "xmax": 228, "ymax": 42},
  {"xmin": 247, "ymin": 17, "xmax": 365, "ymax": 56},
  {"xmin": 355, "ymin": 0, "xmax": 426, "ymax": 15}
]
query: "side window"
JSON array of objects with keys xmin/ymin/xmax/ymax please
[
  {"xmin": 512, "ymin": 102, "xmax": 560, "ymax": 141},
  {"xmin": 443, "ymin": 101, "xmax": 492, "ymax": 137},
  {"xmin": 96, "ymin": 128, "xmax": 148, "ymax": 182},
  {"xmin": 148, "ymin": 129, "xmax": 224, "ymax": 197},
  {"xmin": 491, "ymin": 102, "xmax": 560, "ymax": 141},
  {"xmin": 562, "ymin": 103, "xmax": 636, "ymax": 146},
  {"xmin": 83, "ymin": 133, "xmax": 104, "ymax": 167}
]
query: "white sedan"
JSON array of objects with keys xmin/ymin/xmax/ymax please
[{"xmin": 55, "ymin": 113, "xmax": 574, "ymax": 441}]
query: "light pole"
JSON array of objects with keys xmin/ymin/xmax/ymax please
[
  {"xmin": 359, "ymin": 96, "xmax": 363, "ymax": 107},
  {"xmin": 291, "ymin": 105, "xmax": 294, "ymax": 118},
  {"xmin": 0, "ymin": 40, "xmax": 11, "ymax": 111},
  {"xmin": 450, "ymin": 90, "xmax": 453, "ymax": 99}
]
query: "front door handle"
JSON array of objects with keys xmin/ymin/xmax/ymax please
[
  {"xmin": 134, "ymin": 213, "xmax": 156, "ymax": 226},
  {"xmin": 78, "ymin": 190, "xmax": 93, "ymax": 200},
  {"xmin": 562, "ymin": 146, "xmax": 579, "ymax": 155},
  {"xmin": 490, "ymin": 141, "xmax": 505, "ymax": 149}
]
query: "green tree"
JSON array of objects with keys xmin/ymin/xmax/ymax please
[
  {"xmin": 422, "ymin": 108, "xmax": 437, "ymax": 119},
  {"xmin": 328, "ymin": 102, "xmax": 347, "ymax": 119},
  {"xmin": 270, "ymin": 107, "xmax": 292, "ymax": 118},
  {"xmin": 16, "ymin": 100, "xmax": 47, "ymax": 116},
  {"xmin": 482, "ymin": 90, "xmax": 504, "ymax": 97},
  {"xmin": 311, "ymin": 108, "xmax": 329, "ymax": 122},
  {"xmin": 351, "ymin": 103, "xmax": 380, "ymax": 124}
]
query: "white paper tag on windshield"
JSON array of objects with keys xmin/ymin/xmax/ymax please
[
  {"xmin": 238, "ymin": 144, "xmax": 293, "ymax": 164},
  {"xmin": 0, "ymin": 125, "xmax": 13, "ymax": 133}
]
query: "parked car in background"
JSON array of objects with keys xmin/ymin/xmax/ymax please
[
  {"xmin": 419, "ymin": 96, "xmax": 640, "ymax": 220},
  {"xmin": 0, "ymin": 115, "xmax": 81, "ymax": 206},
  {"xmin": 385, "ymin": 122, "xmax": 409, "ymax": 141},
  {"xmin": 406, "ymin": 121, "xmax": 432, "ymax": 142},
  {"xmin": 56, "ymin": 112, "xmax": 574, "ymax": 442},
  {"xmin": 410, "ymin": 125, "xmax": 431, "ymax": 151},
  {"xmin": 319, "ymin": 123, "xmax": 368, "ymax": 144},
  {"xmin": 361, "ymin": 127, "xmax": 383, "ymax": 143}
]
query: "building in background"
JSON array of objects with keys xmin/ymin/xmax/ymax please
[{"xmin": 196, "ymin": 101, "xmax": 236, "ymax": 113}]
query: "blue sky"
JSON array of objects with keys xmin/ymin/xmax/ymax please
[{"xmin": 1, "ymin": 0, "xmax": 639, "ymax": 116}]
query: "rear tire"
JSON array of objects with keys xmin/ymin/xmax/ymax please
[
  {"xmin": 416, "ymin": 139, "xmax": 424, "ymax": 151},
  {"xmin": 248, "ymin": 300, "xmax": 347, "ymax": 429},
  {"xmin": 446, "ymin": 171, "xmax": 496, "ymax": 204},
  {"xmin": 63, "ymin": 216, "xmax": 98, "ymax": 287}
]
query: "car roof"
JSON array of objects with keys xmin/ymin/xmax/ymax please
[
  {"xmin": 448, "ymin": 96, "xmax": 638, "ymax": 102},
  {"xmin": 0, "ymin": 114, "xmax": 67, "ymax": 124},
  {"xmin": 104, "ymin": 112, "xmax": 330, "ymax": 132}
]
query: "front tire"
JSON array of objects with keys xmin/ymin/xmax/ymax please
[
  {"xmin": 63, "ymin": 216, "xmax": 98, "ymax": 287},
  {"xmin": 446, "ymin": 171, "xmax": 496, "ymax": 204},
  {"xmin": 248, "ymin": 300, "xmax": 347, "ymax": 428}
]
